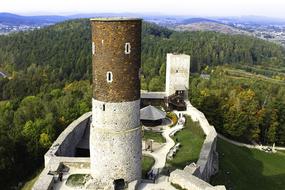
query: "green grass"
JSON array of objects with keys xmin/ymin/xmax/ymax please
[
  {"xmin": 142, "ymin": 156, "xmax": 155, "ymax": 178},
  {"xmin": 143, "ymin": 130, "xmax": 166, "ymax": 143},
  {"xmin": 66, "ymin": 174, "xmax": 91, "ymax": 187},
  {"xmin": 224, "ymin": 67, "xmax": 285, "ymax": 86},
  {"xmin": 21, "ymin": 175, "xmax": 40, "ymax": 190},
  {"xmin": 211, "ymin": 139, "xmax": 285, "ymax": 190},
  {"xmin": 167, "ymin": 116, "xmax": 205, "ymax": 169}
]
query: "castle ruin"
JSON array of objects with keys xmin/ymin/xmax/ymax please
[{"xmin": 32, "ymin": 18, "xmax": 225, "ymax": 190}]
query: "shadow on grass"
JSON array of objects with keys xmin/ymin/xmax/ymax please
[{"xmin": 211, "ymin": 139, "xmax": 285, "ymax": 190}]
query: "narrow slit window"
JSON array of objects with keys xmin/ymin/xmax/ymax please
[
  {"xmin": 125, "ymin": 43, "xmax": 131, "ymax": 54},
  {"xmin": 103, "ymin": 104, "xmax": 105, "ymax": 111},
  {"xmin": 92, "ymin": 42, "xmax": 95, "ymax": 55},
  {"xmin": 106, "ymin": 71, "xmax": 113, "ymax": 83}
]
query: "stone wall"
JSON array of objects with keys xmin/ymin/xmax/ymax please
[
  {"xmin": 33, "ymin": 158, "xmax": 90, "ymax": 190},
  {"xmin": 170, "ymin": 169, "xmax": 225, "ymax": 190},
  {"xmin": 196, "ymin": 132, "xmax": 218, "ymax": 181},
  {"xmin": 33, "ymin": 112, "xmax": 92, "ymax": 190},
  {"xmin": 169, "ymin": 101, "xmax": 224, "ymax": 189},
  {"xmin": 184, "ymin": 101, "xmax": 218, "ymax": 181},
  {"xmin": 44, "ymin": 112, "xmax": 91, "ymax": 166}
]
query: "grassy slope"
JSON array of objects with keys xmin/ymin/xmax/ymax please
[
  {"xmin": 143, "ymin": 130, "xmax": 166, "ymax": 143},
  {"xmin": 21, "ymin": 172, "xmax": 41, "ymax": 190},
  {"xmin": 167, "ymin": 116, "xmax": 205, "ymax": 169},
  {"xmin": 224, "ymin": 67, "xmax": 285, "ymax": 85},
  {"xmin": 211, "ymin": 139, "xmax": 285, "ymax": 190}
]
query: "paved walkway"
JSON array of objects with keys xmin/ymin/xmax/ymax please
[
  {"xmin": 142, "ymin": 122, "xmax": 184, "ymax": 175},
  {"xmin": 138, "ymin": 178, "xmax": 177, "ymax": 190},
  {"xmin": 0, "ymin": 71, "xmax": 7, "ymax": 78},
  {"xmin": 139, "ymin": 114, "xmax": 184, "ymax": 190},
  {"xmin": 218, "ymin": 133, "xmax": 285, "ymax": 151}
]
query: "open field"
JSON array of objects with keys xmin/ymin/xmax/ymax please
[
  {"xmin": 211, "ymin": 139, "xmax": 285, "ymax": 190},
  {"xmin": 223, "ymin": 67, "xmax": 285, "ymax": 85}
]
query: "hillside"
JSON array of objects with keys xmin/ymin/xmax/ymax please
[
  {"xmin": 0, "ymin": 19, "xmax": 284, "ymax": 100},
  {"xmin": 216, "ymin": 15, "xmax": 285, "ymax": 26},
  {"xmin": 175, "ymin": 22, "xmax": 251, "ymax": 35},
  {"xmin": 0, "ymin": 13, "xmax": 68, "ymax": 26},
  {"xmin": 0, "ymin": 19, "xmax": 284, "ymax": 86},
  {"xmin": 212, "ymin": 139, "xmax": 285, "ymax": 190}
]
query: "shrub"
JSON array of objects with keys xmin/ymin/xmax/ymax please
[{"xmin": 167, "ymin": 112, "xmax": 178, "ymax": 127}]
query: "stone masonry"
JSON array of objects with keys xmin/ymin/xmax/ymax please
[
  {"xmin": 90, "ymin": 18, "xmax": 142, "ymax": 189},
  {"xmin": 165, "ymin": 53, "xmax": 191, "ymax": 97}
]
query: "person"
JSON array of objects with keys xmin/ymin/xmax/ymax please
[
  {"xmin": 58, "ymin": 171, "xmax": 63, "ymax": 182},
  {"xmin": 149, "ymin": 170, "xmax": 153, "ymax": 180}
]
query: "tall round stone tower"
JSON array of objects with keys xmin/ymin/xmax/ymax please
[{"xmin": 90, "ymin": 18, "xmax": 142, "ymax": 189}]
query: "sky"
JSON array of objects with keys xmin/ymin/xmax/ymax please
[{"xmin": 1, "ymin": 0, "xmax": 285, "ymax": 18}]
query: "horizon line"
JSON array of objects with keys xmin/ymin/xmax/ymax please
[{"xmin": 2, "ymin": 11, "xmax": 285, "ymax": 20}]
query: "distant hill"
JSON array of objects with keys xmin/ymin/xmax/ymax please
[
  {"xmin": 180, "ymin": 18, "xmax": 220, "ymax": 25},
  {"xmin": 0, "ymin": 12, "xmax": 68, "ymax": 26},
  {"xmin": 215, "ymin": 16, "xmax": 285, "ymax": 26},
  {"xmin": 175, "ymin": 21, "xmax": 251, "ymax": 35}
]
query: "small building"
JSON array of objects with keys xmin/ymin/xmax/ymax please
[{"xmin": 140, "ymin": 105, "xmax": 166, "ymax": 126}]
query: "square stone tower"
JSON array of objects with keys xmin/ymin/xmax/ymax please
[
  {"xmin": 90, "ymin": 18, "xmax": 142, "ymax": 189},
  {"xmin": 165, "ymin": 53, "xmax": 191, "ymax": 98}
]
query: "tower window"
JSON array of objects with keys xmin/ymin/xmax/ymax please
[
  {"xmin": 106, "ymin": 71, "xmax": 113, "ymax": 83},
  {"xmin": 103, "ymin": 104, "xmax": 105, "ymax": 111},
  {"xmin": 125, "ymin": 43, "xmax": 131, "ymax": 54},
  {"xmin": 92, "ymin": 42, "xmax": 95, "ymax": 55}
]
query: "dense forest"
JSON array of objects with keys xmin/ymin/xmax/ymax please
[
  {"xmin": 189, "ymin": 67, "xmax": 285, "ymax": 145},
  {"xmin": 0, "ymin": 19, "xmax": 285, "ymax": 189}
]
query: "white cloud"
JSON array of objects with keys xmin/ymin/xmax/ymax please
[{"xmin": 0, "ymin": 0, "xmax": 285, "ymax": 18}]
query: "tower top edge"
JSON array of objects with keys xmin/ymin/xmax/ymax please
[{"xmin": 90, "ymin": 17, "xmax": 142, "ymax": 22}]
